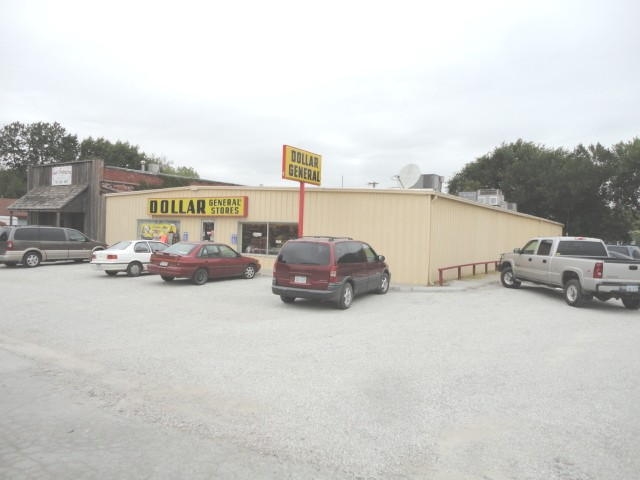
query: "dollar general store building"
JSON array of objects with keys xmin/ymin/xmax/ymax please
[{"xmin": 104, "ymin": 185, "xmax": 562, "ymax": 285}]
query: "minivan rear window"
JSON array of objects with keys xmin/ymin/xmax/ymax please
[
  {"xmin": 278, "ymin": 242, "xmax": 330, "ymax": 265},
  {"xmin": 14, "ymin": 227, "xmax": 39, "ymax": 241}
]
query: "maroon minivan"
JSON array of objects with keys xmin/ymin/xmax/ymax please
[{"xmin": 271, "ymin": 236, "xmax": 390, "ymax": 309}]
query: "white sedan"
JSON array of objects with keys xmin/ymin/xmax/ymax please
[{"xmin": 91, "ymin": 240, "xmax": 169, "ymax": 276}]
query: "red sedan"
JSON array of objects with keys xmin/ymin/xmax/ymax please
[{"xmin": 148, "ymin": 241, "xmax": 261, "ymax": 285}]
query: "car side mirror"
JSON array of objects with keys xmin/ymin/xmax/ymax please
[
  {"xmin": 513, "ymin": 248, "xmax": 522, "ymax": 254},
  {"xmin": 378, "ymin": 255, "xmax": 385, "ymax": 262}
]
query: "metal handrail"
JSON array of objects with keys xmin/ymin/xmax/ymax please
[{"xmin": 438, "ymin": 260, "xmax": 499, "ymax": 286}]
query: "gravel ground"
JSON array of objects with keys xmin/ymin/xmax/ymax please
[{"xmin": 1, "ymin": 262, "xmax": 639, "ymax": 479}]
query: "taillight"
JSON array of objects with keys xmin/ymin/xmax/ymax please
[
  {"xmin": 7, "ymin": 241, "xmax": 14, "ymax": 250},
  {"xmin": 107, "ymin": 254, "xmax": 118, "ymax": 260},
  {"xmin": 593, "ymin": 262, "xmax": 603, "ymax": 279},
  {"xmin": 329, "ymin": 267, "xmax": 337, "ymax": 280}
]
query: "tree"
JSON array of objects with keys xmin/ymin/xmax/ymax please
[
  {"xmin": 80, "ymin": 137, "xmax": 148, "ymax": 170},
  {"xmin": 597, "ymin": 138, "xmax": 640, "ymax": 211},
  {"xmin": 0, "ymin": 169, "xmax": 27, "ymax": 197},
  {"xmin": 0, "ymin": 121, "xmax": 79, "ymax": 171},
  {"xmin": 447, "ymin": 139, "xmax": 631, "ymax": 239}
]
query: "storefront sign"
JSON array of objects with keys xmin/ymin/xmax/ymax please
[
  {"xmin": 282, "ymin": 145, "xmax": 322, "ymax": 186},
  {"xmin": 52, "ymin": 165, "xmax": 73, "ymax": 186},
  {"xmin": 147, "ymin": 197, "xmax": 248, "ymax": 217}
]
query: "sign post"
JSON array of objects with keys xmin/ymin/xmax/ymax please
[{"xmin": 282, "ymin": 145, "xmax": 322, "ymax": 237}]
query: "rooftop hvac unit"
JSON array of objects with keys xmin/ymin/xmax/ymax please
[
  {"xmin": 414, "ymin": 174, "xmax": 444, "ymax": 191},
  {"xmin": 458, "ymin": 191, "xmax": 478, "ymax": 201}
]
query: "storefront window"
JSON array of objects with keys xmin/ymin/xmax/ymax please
[
  {"xmin": 241, "ymin": 222, "xmax": 297, "ymax": 255},
  {"xmin": 137, "ymin": 220, "xmax": 181, "ymax": 244}
]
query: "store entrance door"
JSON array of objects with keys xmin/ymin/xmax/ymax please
[{"xmin": 202, "ymin": 221, "xmax": 215, "ymax": 241}]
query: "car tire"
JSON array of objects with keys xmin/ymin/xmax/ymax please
[
  {"xmin": 564, "ymin": 279, "xmax": 587, "ymax": 307},
  {"xmin": 23, "ymin": 251, "xmax": 41, "ymax": 268},
  {"xmin": 192, "ymin": 268, "xmax": 208, "ymax": 285},
  {"xmin": 161, "ymin": 275, "xmax": 175, "ymax": 282},
  {"xmin": 622, "ymin": 297, "xmax": 640, "ymax": 310},
  {"xmin": 242, "ymin": 264, "xmax": 257, "ymax": 279},
  {"xmin": 105, "ymin": 271, "xmax": 118, "ymax": 276},
  {"xmin": 500, "ymin": 267, "xmax": 521, "ymax": 288},
  {"xmin": 280, "ymin": 295, "xmax": 295, "ymax": 304},
  {"xmin": 376, "ymin": 272, "xmax": 390, "ymax": 294},
  {"xmin": 336, "ymin": 282, "xmax": 354, "ymax": 310},
  {"xmin": 126, "ymin": 262, "xmax": 143, "ymax": 277}
]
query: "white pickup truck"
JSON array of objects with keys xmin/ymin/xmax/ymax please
[{"xmin": 498, "ymin": 236, "xmax": 640, "ymax": 309}]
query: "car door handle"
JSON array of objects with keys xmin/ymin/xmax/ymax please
[
  {"xmin": 528, "ymin": 258, "xmax": 532, "ymax": 262},
  {"xmin": 542, "ymin": 259, "xmax": 547, "ymax": 263}
]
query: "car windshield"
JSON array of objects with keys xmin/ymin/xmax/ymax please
[
  {"xmin": 278, "ymin": 242, "xmax": 330, "ymax": 265},
  {"xmin": 162, "ymin": 242, "xmax": 198, "ymax": 256},
  {"xmin": 108, "ymin": 241, "xmax": 132, "ymax": 250}
]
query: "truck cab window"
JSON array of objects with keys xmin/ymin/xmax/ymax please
[
  {"xmin": 522, "ymin": 240, "xmax": 539, "ymax": 255},
  {"xmin": 537, "ymin": 240, "xmax": 553, "ymax": 256}
]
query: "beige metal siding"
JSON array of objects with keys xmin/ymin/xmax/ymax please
[
  {"xmin": 305, "ymin": 189, "xmax": 431, "ymax": 285},
  {"xmin": 430, "ymin": 194, "xmax": 563, "ymax": 283}
]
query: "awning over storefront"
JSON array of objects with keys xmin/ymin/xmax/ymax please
[{"xmin": 9, "ymin": 185, "xmax": 88, "ymax": 211}]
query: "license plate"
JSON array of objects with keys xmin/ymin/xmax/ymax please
[
  {"xmin": 159, "ymin": 261, "xmax": 168, "ymax": 267},
  {"xmin": 294, "ymin": 275, "xmax": 307, "ymax": 284},
  {"xmin": 624, "ymin": 285, "xmax": 639, "ymax": 292}
]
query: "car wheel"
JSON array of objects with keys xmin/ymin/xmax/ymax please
[
  {"xmin": 242, "ymin": 263, "xmax": 257, "ymax": 279},
  {"xmin": 161, "ymin": 275, "xmax": 175, "ymax": 282},
  {"xmin": 105, "ymin": 271, "xmax": 118, "ymax": 276},
  {"xmin": 23, "ymin": 251, "xmax": 41, "ymax": 268},
  {"xmin": 564, "ymin": 279, "xmax": 586, "ymax": 307},
  {"xmin": 376, "ymin": 272, "xmax": 390, "ymax": 294},
  {"xmin": 126, "ymin": 262, "xmax": 143, "ymax": 277},
  {"xmin": 622, "ymin": 297, "xmax": 640, "ymax": 310},
  {"xmin": 280, "ymin": 295, "xmax": 296, "ymax": 304},
  {"xmin": 336, "ymin": 282, "xmax": 354, "ymax": 309},
  {"xmin": 500, "ymin": 268, "xmax": 521, "ymax": 288},
  {"xmin": 192, "ymin": 268, "xmax": 208, "ymax": 285}
]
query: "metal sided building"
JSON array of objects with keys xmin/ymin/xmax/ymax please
[{"xmin": 103, "ymin": 185, "xmax": 562, "ymax": 286}]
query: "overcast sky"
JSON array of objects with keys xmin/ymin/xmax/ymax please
[{"xmin": 1, "ymin": 0, "xmax": 639, "ymax": 189}]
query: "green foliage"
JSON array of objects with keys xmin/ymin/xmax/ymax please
[
  {"xmin": 448, "ymin": 139, "xmax": 639, "ymax": 240},
  {"xmin": 0, "ymin": 121, "xmax": 79, "ymax": 172},
  {"xmin": 80, "ymin": 137, "xmax": 147, "ymax": 169},
  {"xmin": 0, "ymin": 169, "xmax": 27, "ymax": 197}
]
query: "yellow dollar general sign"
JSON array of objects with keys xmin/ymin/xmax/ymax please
[
  {"xmin": 282, "ymin": 145, "xmax": 322, "ymax": 186},
  {"xmin": 147, "ymin": 197, "xmax": 248, "ymax": 217}
]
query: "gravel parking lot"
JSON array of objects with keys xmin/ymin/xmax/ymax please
[{"xmin": 1, "ymin": 262, "xmax": 639, "ymax": 479}]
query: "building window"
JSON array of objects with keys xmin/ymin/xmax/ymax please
[{"xmin": 241, "ymin": 222, "xmax": 297, "ymax": 255}]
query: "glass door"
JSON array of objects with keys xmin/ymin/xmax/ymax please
[{"xmin": 202, "ymin": 221, "xmax": 215, "ymax": 241}]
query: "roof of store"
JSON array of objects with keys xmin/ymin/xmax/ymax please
[{"xmin": 8, "ymin": 185, "xmax": 88, "ymax": 210}]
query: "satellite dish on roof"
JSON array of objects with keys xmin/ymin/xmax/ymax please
[{"xmin": 396, "ymin": 164, "xmax": 421, "ymax": 189}]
